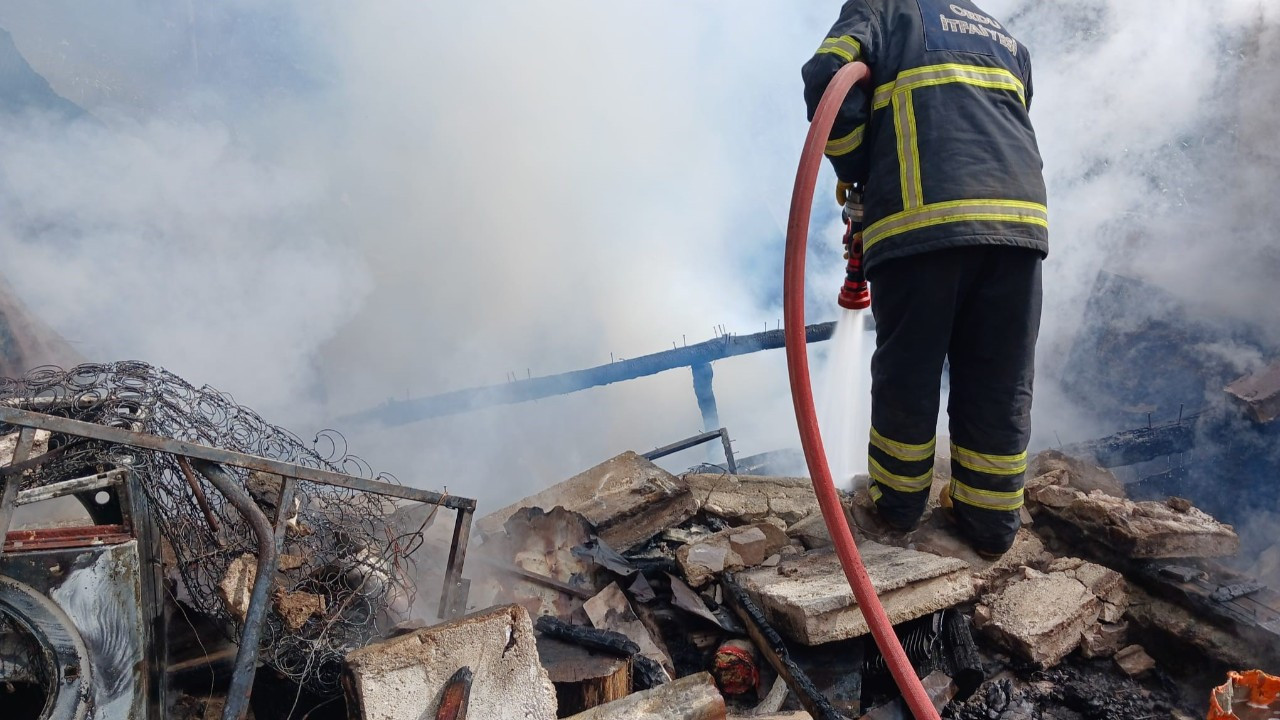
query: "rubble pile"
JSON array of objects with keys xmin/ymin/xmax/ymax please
[
  {"xmin": 348, "ymin": 447, "xmax": 1275, "ymax": 720},
  {"xmin": 6, "ymin": 365, "xmax": 1278, "ymax": 719}
]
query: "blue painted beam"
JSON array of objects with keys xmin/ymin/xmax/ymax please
[{"xmin": 344, "ymin": 321, "xmax": 838, "ymax": 427}]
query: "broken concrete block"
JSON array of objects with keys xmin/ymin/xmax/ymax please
[
  {"xmin": 1044, "ymin": 488, "xmax": 1239, "ymax": 559},
  {"xmin": 1113, "ymin": 644, "xmax": 1156, "ymax": 676},
  {"xmin": 975, "ymin": 571, "xmax": 1100, "ymax": 667},
  {"xmin": 736, "ymin": 542, "xmax": 974, "ymax": 645},
  {"xmin": 677, "ymin": 522, "xmax": 790, "ymax": 587},
  {"xmin": 344, "ymin": 604, "xmax": 556, "ymax": 720},
  {"xmin": 272, "ymin": 588, "xmax": 326, "ymax": 632},
  {"xmin": 729, "ymin": 527, "xmax": 769, "ymax": 567},
  {"xmin": 1046, "ymin": 557, "xmax": 1127, "ymax": 608},
  {"xmin": 218, "ymin": 554, "xmax": 256, "ymax": 622},
  {"xmin": 1225, "ymin": 361, "xmax": 1280, "ymax": 423},
  {"xmin": 682, "ymin": 473, "xmax": 820, "ymax": 526},
  {"xmin": 1080, "ymin": 622, "xmax": 1129, "ymax": 659},
  {"xmin": 564, "ymin": 671, "xmax": 726, "ymax": 720},
  {"xmin": 478, "ymin": 452, "xmax": 697, "ymax": 551},
  {"xmin": 584, "ymin": 582, "xmax": 673, "ymax": 678},
  {"xmin": 785, "ymin": 513, "xmax": 833, "ymax": 549},
  {"xmin": 1029, "ymin": 450, "xmax": 1125, "ymax": 498}
]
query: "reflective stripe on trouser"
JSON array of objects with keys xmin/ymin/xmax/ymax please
[
  {"xmin": 867, "ymin": 427, "xmax": 935, "ymax": 528},
  {"xmin": 867, "ymin": 246, "xmax": 1042, "ymax": 552}
]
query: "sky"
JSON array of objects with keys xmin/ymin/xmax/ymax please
[{"xmin": 0, "ymin": 1, "xmax": 1277, "ymax": 512}]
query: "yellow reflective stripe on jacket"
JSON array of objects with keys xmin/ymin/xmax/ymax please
[
  {"xmin": 949, "ymin": 480, "xmax": 1024, "ymax": 512},
  {"xmin": 892, "ymin": 91, "xmax": 923, "ymax": 209},
  {"xmin": 952, "ymin": 443, "xmax": 1028, "ymax": 476},
  {"xmin": 863, "ymin": 199, "xmax": 1048, "ymax": 252},
  {"xmin": 869, "ymin": 457, "xmax": 933, "ymax": 494},
  {"xmin": 816, "ymin": 35, "xmax": 862, "ymax": 63},
  {"xmin": 872, "ymin": 63, "xmax": 1026, "ymax": 110},
  {"xmin": 870, "ymin": 427, "xmax": 935, "ymax": 463},
  {"xmin": 825, "ymin": 124, "xmax": 865, "ymax": 157}
]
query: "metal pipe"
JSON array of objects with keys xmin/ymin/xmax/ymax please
[
  {"xmin": 190, "ymin": 459, "xmax": 279, "ymax": 720},
  {"xmin": 15, "ymin": 467, "xmax": 129, "ymax": 506},
  {"xmin": 0, "ymin": 406, "xmax": 475, "ymax": 511},
  {"xmin": 177, "ymin": 455, "xmax": 223, "ymax": 535}
]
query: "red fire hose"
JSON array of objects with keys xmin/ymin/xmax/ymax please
[{"xmin": 783, "ymin": 61, "xmax": 943, "ymax": 720}]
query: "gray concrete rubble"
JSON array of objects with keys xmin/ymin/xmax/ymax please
[
  {"xmin": 1036, "ymin": 486, "xmax": 1240, "ymax": 558},
  {"xmin": 736, "ymin": 542, "xmax": 974, "ymax": 645},
  {"xmin": 1028, "ymin": 449, "xmax": 1127, "ymax": 498},
  {"xmin": 343, "ymin": 604, "xmax": 557, "ymax": 720},
  {"xmin": 478, "ymin": 451, "xmax": 698, "ymax": 551},
  {"xmin": 682, "ymin": 473, "xmax": 822, "ymax": 526},
  {"xmin": 677, "ymin": 520, "xmax": 790, "ymax": 587},
  {"xmin": 973, "ymin": 558, "xmax": 1127, "ymax": 668}
]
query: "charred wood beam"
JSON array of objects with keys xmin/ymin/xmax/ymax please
[
  {"xmin": 722, "ymin": 575, "xmax": 847, "ymax": 720},
  {"xmin": 344, "ymin": 322, "xmax": 838, "ymax": 426},
  {"xmin": 1058, "ymin": 417, "xmax": 1198, "ymax": 468},
  {"xmin": 533, "ymin": 615, "xmax": 666, "ymax": 691}
]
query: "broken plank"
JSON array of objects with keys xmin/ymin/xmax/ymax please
[{"xmin": 563, "ymin": 671, "xmax": 726, "ymax": 720}]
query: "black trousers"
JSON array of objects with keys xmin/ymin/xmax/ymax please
[{"xmin": 865, "ymin": 245, "xmax": 1042, "ymax": 553}]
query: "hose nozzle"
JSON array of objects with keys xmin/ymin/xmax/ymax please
[{"xmin": 838, "ymin": 219, "xmax": 871, "ymax": 310}]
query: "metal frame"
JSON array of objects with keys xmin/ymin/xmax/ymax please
[
  {"xmin": 0, "ymin": 405, "xmax": 476, "ymax": 720},
  {"xmin": 643, "ymin": 426, "xmax": 737, "ymax": 473}
]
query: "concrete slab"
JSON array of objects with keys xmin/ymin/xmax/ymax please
[
  {"xmin": 478, "ymin": 452, "xmax": 697, "ymax": 551},
  {"xmin": 735, "ymin": 542, "xmax": 974, "ymax": 646},
  {"xmin": 975, "ymin": 571, "xmax": 1100, "ymax": 667},
  {"xmin": 683, "ymin": 473, "xmax": 820, "ymax": 526},
  {"xmin": 344, "ymin": 604, "xmax": 556, "ymax": 720},
  {"xmin": 1045, "ymin": 489, "xmax": 1239, "ymax": 558}
]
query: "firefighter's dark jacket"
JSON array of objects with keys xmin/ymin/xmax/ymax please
[{"xmin": 802, "ymin": 0, "xmax": 1048, "ymax": 272}]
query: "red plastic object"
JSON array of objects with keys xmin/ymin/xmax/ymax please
[
  {"xmin": 838, "ymin": 224, "xmax": 872, "ymax": 310},
  {"xmin": 783, "ymin": 60, "xmax": 942, "ymax": 720}
]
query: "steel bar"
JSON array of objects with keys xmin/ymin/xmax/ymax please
[
  {"xmin": 0, "ymin": 427, "xmax": 37, "ymax": 553},
  {"xmin": 345, "ymin": 321, "xmax": 839, "ymax": 426},
  {"xmin": 191, "ymin": 459, "xmax": 280, "ymax": 720},
  {"xmin": 178, "ymin": 454, "xmax": 223, "ymax": 535},
  {"xmin": 643, "ymin": 430, "xmax": 726, "ymax": 461},
  {"xmin": 0, "ymin": 406, "xmax": 475, "ymax": 511},
  {"xmin": 14, "ymin": 467, "xmax": 129, "ymax": 506},
  {"xmin": 438, "ymin": 508, "xmax": 473, "ymax": 620},
  {"xmin": 719, "ymin": 428, "xmax": 737, "ymax": 474}
]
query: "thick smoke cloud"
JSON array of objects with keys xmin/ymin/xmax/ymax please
[{"xmin": 2, "ymin": 2, "xmax": 1278, "ymax": 524}]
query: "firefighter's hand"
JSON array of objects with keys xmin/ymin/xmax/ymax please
[{"xmin": 836, "ymin": 180, "xmax": 855, "ymax": 207}]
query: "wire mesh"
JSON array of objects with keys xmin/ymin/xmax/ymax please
[{"xmin": 0, "ymin": 362, "xmax": 433, "ymax": 694}]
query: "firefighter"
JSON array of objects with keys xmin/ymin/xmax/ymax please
[{"xmin": 802, "ymin": 0, "xmax": 1047, "ymax": 557}]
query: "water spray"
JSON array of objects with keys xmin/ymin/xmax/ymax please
[{"xmin": 783, "ymin": 61, "xmax": 942, "ymax": 720}]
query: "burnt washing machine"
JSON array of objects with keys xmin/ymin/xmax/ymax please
[{"xmin": 0, "ymin": 465, "xmax": 165, "ymax": 720}]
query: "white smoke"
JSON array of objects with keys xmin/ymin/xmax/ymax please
[{"xmin": 1, "ymin": 1, "xmax": 1278, "ymax": 516}]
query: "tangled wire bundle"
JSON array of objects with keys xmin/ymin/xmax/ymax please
[{"xmin": 0, "ymin": 362, "xmax": 430, "ymax": 694}]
